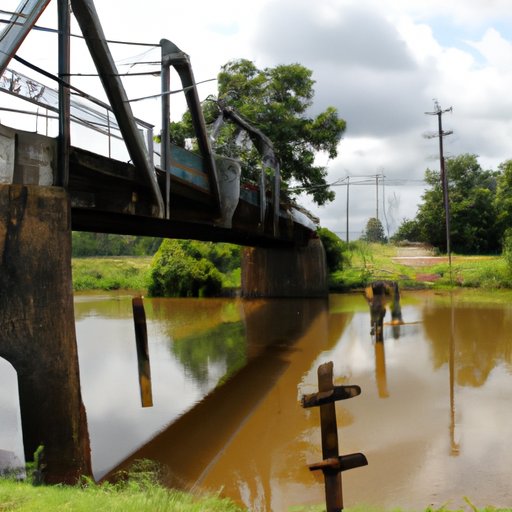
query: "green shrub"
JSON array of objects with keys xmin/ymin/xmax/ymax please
[
  {"xmin": 317, "ymin": 227, "xmax": 348, "ymax": 272},
  {"xmin": 148, "ymin": 240, "xmax": 223, "ymax": 297},
  {"xmin": 502, "ymin": 227, "xmax": 512, "ymax": 274}
]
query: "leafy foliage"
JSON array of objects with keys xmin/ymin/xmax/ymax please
[
  {"xmin": 394, "ymin": 154, "xmax": 501, "ymax": 254},
  {"xmin": 72, "ymin": 233, "xmax": 161, "ymax": 257},
  {"xmin": 72, "ymin": 257, "xmax": 151, "ymax": 291},
  {"xmin": 148, "ymin": 240, "xmax": 240, "ymax": 297},
  {"xmin": 495, "ymin": 159, "xmax": 512, "ymax": 236},
  {"xmin": 171, "ymin": 321, "xmax": 246, "ymax": 386},
  {"xmin": 502, "ymin": 227, "xmax": 512, "ymax": 275},
  {"xmin": 168, "ymin": 59, "xmax": 346, "ymax": 206},
  {"xmin": 317, "ymin": 227, "xmax": 348, "ymax": 272},
  {"xmin": 361, "ymin": 217, "xmax": 387, "ymax": 243},
  {"xmin": 390, "ymin": 218, "xmax": 422, "ymax": 243}
]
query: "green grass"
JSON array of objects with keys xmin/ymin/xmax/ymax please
[
  {"xmin": 71, "ymin": 257, "xmax": 242, "ymax": 293},
  {"xmin": 3, "ymin": 477, "xmax": 509, "ymax": 512},
  {"xmin": 71, "ymin": 257, "xmax": 153, "ymax": 292},
  {"xmin": 0, "ymin": 460, "xmax": 246, "ymax": 512},
  {"xmin": 290, "ymin": 502, "xmax": 511, "ymax": 512},
  {"xmin": 331, "ymin": 242, "xmax": 512, "ymax": 291},
  {"xmin": 71, "ymin": 245, "xmax": 512, "ymax": 294},
  {"xmin": 2, "ymin": 460, "xmax": 510, "ymax": 512}
]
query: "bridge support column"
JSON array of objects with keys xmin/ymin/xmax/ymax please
[
  {"xmin": 241, "ymin": 237, "xmax": 328, "ymax": 298},
  {"xmin": 0, "ymin": 184, "xmax": 91, "ymax": 483}
]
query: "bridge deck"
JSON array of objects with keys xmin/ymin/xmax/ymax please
[{"xmin": 0, "ymin": 123, "xmax": 316, "ymax": 248}]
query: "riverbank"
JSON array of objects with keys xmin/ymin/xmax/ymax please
[
  {"xmin": 331, "ymin": 242, "xmax": 510, "ymax": 291},
  {"xmin": 0, "ymin": 473, "xmax": 245, "ymax": 511},
  {"xmin": 70, "ymin": 244, "xmax": 511, "ymax": 295},
  {"xmin": 1, "ymin": 477, "xmax": 509, "ymax": 512},
  {"xmin": 72, "ymin": 257, "xmax": 152, "ymax": 292}
]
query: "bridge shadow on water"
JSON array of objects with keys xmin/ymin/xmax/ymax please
[{"xmin": 102, "ymin": 297, "xmax": 349, "ymax": 495}]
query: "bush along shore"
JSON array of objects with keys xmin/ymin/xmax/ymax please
[{"xmin": 71, "ymin": 243, "xmax": 512, "ymax": 296}]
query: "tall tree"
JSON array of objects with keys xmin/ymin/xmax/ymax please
[
  {"xmin": 362, "ymin": 217, "xmax": 386, "ymax": 243},
  {"xmin": 169, "ymin": 59, "xmax": 346, "ymax": 206},
  {"xmin": 495, "ymin": 159, "xmax": 512, "ymax": 238},
  {"xmin": 412, "ymin": 154, "xmax": 499, "ymax": 253}
]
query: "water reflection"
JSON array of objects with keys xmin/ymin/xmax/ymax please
[
  {"xmin": 132, "ymin": 297, "xmax": 153, "ymax": 408},
  {"xmin": 72, "ymin": 290, "xmax": 512, "ymax": 510},
  {"xmin": 0, "ymin": 358, "xmax": 25, "ymax": 476},
  {"xmin": 75, "ymin": 294, "xmax": 248, "ymax": 478}
]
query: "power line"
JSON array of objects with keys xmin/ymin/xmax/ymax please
[{"xmin": 0, "ymin": 18, "xmax": 160, "ymax": 47}]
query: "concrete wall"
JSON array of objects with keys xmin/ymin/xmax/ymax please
[
  {"xmin": 0, "ymin": 184, "xmax": 91, "ymax": 483},
  {"xmin": 241, "ymin": 237, "xmax": 328, "ymax": 298},
  {"xmin": 0, "ymin": 125, "xmax": 55, "ymax": 186}
]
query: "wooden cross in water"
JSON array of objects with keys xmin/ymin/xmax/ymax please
[{"xmin": 301, "ymin": 361, "xmax": 368, "ymax": 511}]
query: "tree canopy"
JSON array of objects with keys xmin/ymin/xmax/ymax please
[
  {"xmin": 361, "ymin": 217, "xmax": 387, "ymax": 243},
  {"xmin": 394, "ymin": 154, "xmax": 502, "ymax": 254},
  {"xmin": 148, "ymin": 239, "xmax": 240, "ymax": 297},
  {"xmin": 169, "ymin": 59, "xmax": 346, "ymax": 206}
]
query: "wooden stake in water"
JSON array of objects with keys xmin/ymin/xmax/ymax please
[
  {"xmin": 132, "ymin": 296, "xmax": 153, "ymax": 408},
  {"xmin": 302, "ymin": 361, "xmax": 368, "ymax": 512}
]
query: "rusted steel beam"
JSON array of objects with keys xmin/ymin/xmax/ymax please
[
  {"xmin": 160, "ymin": 39, "xmax": 221, "ymax": 216},
  {"xmin": 0, "ymin": 0, "xmax": 51, "ymax": 76},
  {"xmin": 71, "ymin": 0, "xmax": 164, "ymax": 218},
  {"xmin": 57, "ymin": 0, "xmax": 71, "ymax": 188},
  {"xmin": 132, "ymin": 297, "xmax": 153, "ymax": 408}
]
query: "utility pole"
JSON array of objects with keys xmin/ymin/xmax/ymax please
[
  {"xmin": 425, "ymin": 100, "xmax": 453, "ymax": 269},
  {"xmin": 375, "ymin": 174, "xmax": 379, "ymax": 220},
  {"xmin": 346, "ymin": 176, "xmax": 350, "ymax": 244}
]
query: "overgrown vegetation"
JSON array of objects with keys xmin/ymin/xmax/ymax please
[
  {"xmin": 70, "ymin": 237, "xmax": 512, "ymax": 294},
  {"xmin": 392, "ymin": 154, "xmax": 511, "ymax": 254},
  {"xmin": 2, "ymin": 471, "xmax": 509, "ymax": 512},
  {"xmin": 147, "ymin": 240, "xmax": 241, "ymax": 297},
  {"xmin": 0, "ymin": 460, "xmax": 246, "ymax": 511},
  {"xmin": 72, "ymin": 257, "xmax": 152, "ymax": 291},
  {"xmin": 163, "ymin": 59, "xmax": 346, "ymax": 206},
  {"xmin": 331, "ymin": 241, "xmax": 512, "ymax": 291},
  {"xmin": 71, "ymin": 238, "xmax": 241, "ymax": 295},
  {"xmin": 317, "ymin": 227, "xmax": 349, "ymax": 273},
  {"xmin": 72, "ymin": 233, "xmax": 161, "ymax": 257}
]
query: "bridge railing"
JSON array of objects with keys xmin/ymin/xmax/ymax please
[{"xmin": 0, "ymin": 67, "xmax": 156, "ymax": 163}]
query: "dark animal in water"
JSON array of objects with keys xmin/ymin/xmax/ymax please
[{"xmin": 364, "ymin": 280, "xmax": 403, "ymax": 341}]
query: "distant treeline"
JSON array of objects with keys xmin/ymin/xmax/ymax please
[{"xmin": 71, "ymin": 232, "xmax": 162, "ymax": 257}]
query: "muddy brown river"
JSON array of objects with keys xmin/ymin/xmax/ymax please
[{"xmin": 2, "ymin": 289, "xmax": 512, "ymax": 510}]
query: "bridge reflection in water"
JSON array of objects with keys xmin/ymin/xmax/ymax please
[{"xmin": 67, "ymin": 290, "xmax": 512, "ymax": 511}]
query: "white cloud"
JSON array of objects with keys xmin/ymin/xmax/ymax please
[{"xmin": 3, "ymin": 0, "xmax": 512, "ymax": 237}]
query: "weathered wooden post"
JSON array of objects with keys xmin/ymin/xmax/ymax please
[
  {"xmin": 132, "ymin": 296, "xmax": 153, "ymax": 408},
  {"xmin": 302, "ymin": 361, "xmax": 367, "ymax": 511}
]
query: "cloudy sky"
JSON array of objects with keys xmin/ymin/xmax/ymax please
[{"xmin": 3, "ymin": 0, "xmax": 512, "ymax": 239}]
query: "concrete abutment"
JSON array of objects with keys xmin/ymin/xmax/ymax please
[{"xmin": 241, "ymin": 237, "xmax": 328, "ymax": 298}]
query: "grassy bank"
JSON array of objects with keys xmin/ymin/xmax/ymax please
[
  {"xmin": 71, "ymin": 256, "xmax": 241, "ymax": 293},
  {"xmin": 72, "ymin": 257, "xmax": 152, "ymax": 292},
  {"xmin": 2, "ymin": 477, "xmax": 509, "ymax": 512},
  {"xmin": 0, "ymin": 469, "xmax": 245, "ymax": 512},
  {"xmin": 71, "ymin": 244, "xmax": 511, "ymax": 294},
  {"xmin": 332, "ymin": 242, "xmax": 511, "ymax": 291}
]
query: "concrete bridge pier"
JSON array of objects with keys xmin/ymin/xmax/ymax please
[
  {"xmin": 241, "ymin": 237, "xmax": 328, "ymax": 298},
  {"xmin": 0, "ymin": 184, "xmax": 91, "ymax": 483}
]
